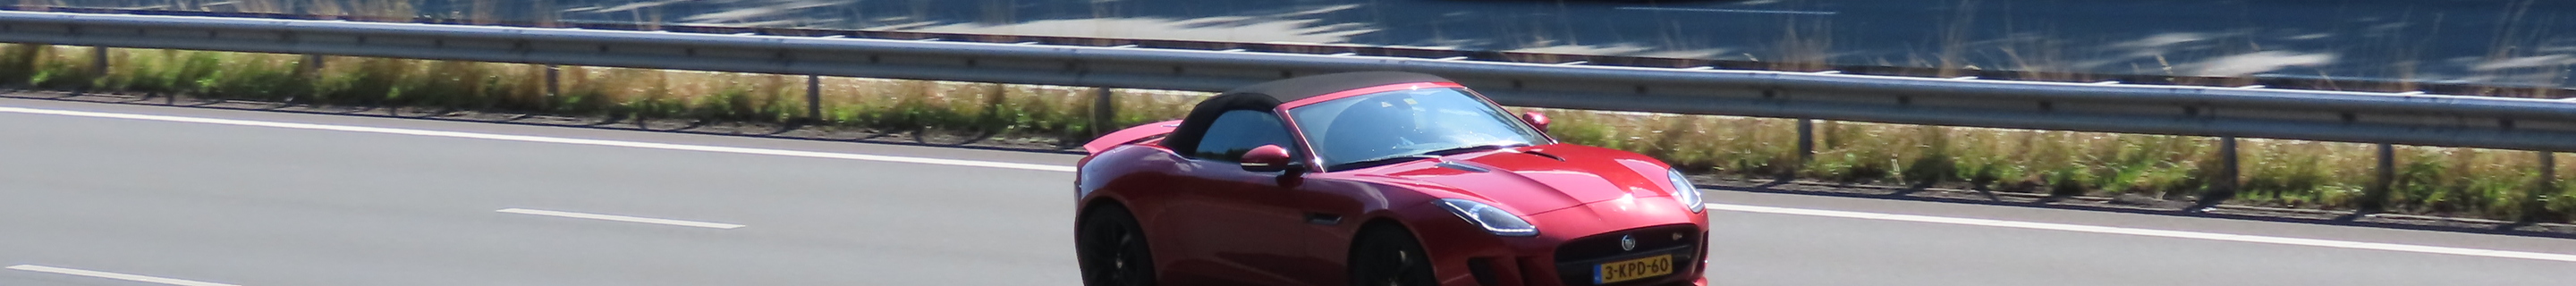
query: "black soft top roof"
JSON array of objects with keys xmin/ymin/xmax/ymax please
[{"xmin": 1160, "ymin": 72, "xmax": 1454, "ymax": 155}]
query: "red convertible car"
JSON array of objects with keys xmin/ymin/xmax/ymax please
[{"xmin": 1073, "ymin": 72, "xmax": 1709, "ymax": 286}]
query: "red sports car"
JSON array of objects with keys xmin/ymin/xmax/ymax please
[{"xmin": 1073, "ymin": 72, "xmax": 1710, "ymax": 286}]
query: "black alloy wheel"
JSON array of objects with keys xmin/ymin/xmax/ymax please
[
  {"xmin": 1077, "ymin": 206, "xmax": 1157, "ymax": 286},
  {"xmin": 1349, "ymin": 226, "xmax": 1438, "ymax": 286}
]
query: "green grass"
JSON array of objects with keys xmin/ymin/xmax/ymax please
[{"xmin": 2, "ymin": 43, "xmax": 2567, "ymax": 223}]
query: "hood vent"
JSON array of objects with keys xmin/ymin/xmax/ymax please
[{"xmin": 1522, "ymin": 150, "xmax": 1567, "ymax": 162}]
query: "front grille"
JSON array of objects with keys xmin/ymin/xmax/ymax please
[
  {"xmin": 1551, "ymin": 224, "xmax": 1702, "ymax": 286},
  {"xmin": 1555, "ymin": 224, "xmax": 1699, "ymax": 263}
]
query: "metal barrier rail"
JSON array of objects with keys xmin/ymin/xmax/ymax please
[{"xmin": 0, "ymin": 10, "xmax": 2569, "ymax": 213}]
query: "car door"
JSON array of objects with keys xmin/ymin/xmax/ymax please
[
  {"xmin": 1158, "ymin": 110, "xmax": 1310, "ymax": 285},
  {"xmin": 1275, "ymin": 175, "xmax": 1375, "ymax": 285}
]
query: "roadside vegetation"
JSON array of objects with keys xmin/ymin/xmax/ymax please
[
  {"xmin": 0, "ymin": 45, "xmax": 1196, "ymax": 140},
  {"xmin": 1546, "ymin": 110, "xmax": 2574, "ymax": 223},
  {"xmin": 2, "ymin": 44, "xmax": 2568, "ymax": 223}
]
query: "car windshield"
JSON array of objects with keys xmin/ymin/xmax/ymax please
[{"xmin": 1289, "ymin": 88, "xmax": 1547, "ymax": 170}]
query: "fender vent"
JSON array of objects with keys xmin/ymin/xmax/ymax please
[{"xmin": 1468, "ymin": 257, "xmax": 1501, "ymax": 286}]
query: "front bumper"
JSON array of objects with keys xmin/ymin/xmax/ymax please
[
  {"xmin": 1545, "ymin": 225, "xmax": 1706, "ymax": 286},
  {"xmin": 1411, "ymin": 196, "xmax": 1710, "ymax": 286}
]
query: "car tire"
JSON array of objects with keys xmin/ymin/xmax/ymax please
[
  {"xmin": 1349, "ymin": 225, "xmax": 1437, "ymax": 286},
  {"xmin": 1077, "ymin": 206, "xmax": 1156, "ymax": 286}
]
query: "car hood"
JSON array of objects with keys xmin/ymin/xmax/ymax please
[{"xmin": 1353, "ymin": 144, "xmax": 1675, "ymax": 214}]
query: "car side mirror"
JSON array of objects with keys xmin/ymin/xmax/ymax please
[
  {"xmin": 1521, "ymin": 111, "xmax": 1550, "ymax": 130},
  {"xmin": 1241, "ymin": 145, "xmax": 1296, "ymax": 172}
]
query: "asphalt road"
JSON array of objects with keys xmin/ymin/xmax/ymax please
[
  {"xmin": 74, "ymin": 0, "xmax": 2576, "ymax": 87},
  {"xmin": 3, "ymin": 97, "xmax": 2574, "ymax": 285}
]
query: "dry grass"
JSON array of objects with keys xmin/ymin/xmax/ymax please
[
  {"xmin": 2, "ymin": 44, "xmax": 1202, "ymax": 139},
  {"xmin": 1531, "ymin": 107, "xmax": 2572, "ymax": 223}
]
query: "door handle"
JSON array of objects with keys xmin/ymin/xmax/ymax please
[{"xmin": 1304, "ymin": 213, "xmax": 1343, "ymax": 225}]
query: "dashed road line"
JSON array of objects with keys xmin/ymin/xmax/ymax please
[
  {"xmin": 0, "ymin": 105, "xmax": 1077, "ymax": 172},
  {"xmin": 1707, "ymin": 203, "xmax": 2576, "ymax": 264},
  {"xmin": 497, "ymin": 208, "xmax": 747, "ymax": 229},
  {"xmin": 6, "ymin": 265, "xmax": 242, "ymax": 286}
]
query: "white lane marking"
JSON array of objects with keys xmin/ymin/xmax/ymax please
[
  {"xmin": 6, "ymin": 265, "xmax": 242, "ymax": 286},
  {"xmin": 496, "ymin": 208, "xmax": 747, "ymax": 229},
  {"xmin": 0, "ymin": 106, "xmax": 1077, "ymax": 172},
  {"xmin": 1706, "ymin": 203, "xmax": 2576, "ymax": 264},
  {"xmin": 1616, "ymin": 7, "xmax": 1838, "ymax": 15}
]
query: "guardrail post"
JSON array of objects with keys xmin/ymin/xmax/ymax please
[
  {"xmin": 2529, "ymin": 151, "xmax": 2556, "ymax": 223},
  {"xmin": 1778, "ymin": 118, "xmax": 1814, "ymax": 180},
  {"xmin": 88, "ymin": 46, "xmax": 106, "ymax": 78},
  {"xmin": 1091, "ymin": 88, "xmax": 1116, "ymax": 139},
  {"xmin": 2195, "ymin": 137, "xmax": 2241, "ymax": 211},
  {"xmin": 78, "ymin": 46, "xmax": 105, "ymax": 95},
  {"xmin": 805, "ymin": 75, "xmax": 824, "ymax": 122},
  {"xmin": 300, "ymin": 54, "xmax": 323, "ymax": 73},
  {"xmin": 543, "ymin": 64, "xmax": 560, "ymax": 98},
  {"xmin": 1796, "ymin": 118, "xmax": 1815, "ymax": 164},
  {"xmin": 2359, "ymin": 143, "xmax": 2396, "ymax": 214},
  {"xmin": 284, "ymin": 54, "xmax": 321, "ymax": 105}
]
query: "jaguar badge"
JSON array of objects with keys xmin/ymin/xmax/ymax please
[{"xmin": 1619, "ymin": 234, "xmax": 1636, "ymax": 251}]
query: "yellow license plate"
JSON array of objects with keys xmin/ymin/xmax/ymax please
[{"xmin": 1592, "ymin": 254, "xmax": 1674, "ymax": 284}]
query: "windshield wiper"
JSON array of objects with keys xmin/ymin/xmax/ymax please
[
  {"xmin": 1330, "ymin": 154, "xmax": 1442, "ymax": 171},
  {"xmin": 1422, "ymin": 142, "xmax": 1530, "ymax": 156},
  {"xmin": 1328, "ymin": 143, "xmax": 1530, "ymax": 171}
]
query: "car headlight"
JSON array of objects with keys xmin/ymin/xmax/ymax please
[
  {"xmin": 1668, "ymin": 169, "xmax": 1704, "ymax": 213},
  {"xmin": 1434, "ymin": 198, "xmax": 1539, "ymax": 237}
]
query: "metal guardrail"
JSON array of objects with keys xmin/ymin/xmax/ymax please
[{"xmin": 0, "ymin": 10, "xmax": 2569, "ymax": 212}]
